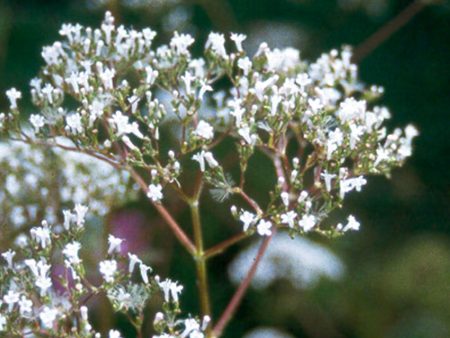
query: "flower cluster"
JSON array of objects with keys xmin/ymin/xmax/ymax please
[
  {"xmin": 0, "ymin": 12, "xmax": 418, "ymax": 243},
  {"xmin": 0, "ymin": 140, "xmax": 133, "ymax": 247},
  {"xmin": 0, "ymin": 206, "xmax": 208, "ymax": 337}
]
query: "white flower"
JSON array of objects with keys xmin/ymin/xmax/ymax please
[
  {"xmin": 24, "ymin": 259, "xmax": 52, "ymax": 296},
  {"xmin": 280, "ymin": 192, "xmax": 290, "ymax": 206},
  {"xmin": 109, "ymin": 110, "xmax": 144, "ymax": 138},
  {"xmin": 6, "ymin": 88, "xmax": 21, "ymax": 109},
  {"xmin": 109, "ymin": 329, "xmax": 122, "ymax": 338},
  {"xmin": 240, "ymin": 211, "xmax": 256, "ymax": 231},
  {"xmin": 159, "ymin": 279, "xmax": 183, "ymax": 303},
  {"xmin": 40, "ymin": 307, "xmax": 58, "ymax": 329},
  {"xmin": 230, "ymin": 33, "xmax": 246, "ymax": 52},
  {"xmin": 192, "ymin": 150, "xmax": 218, "ymax": 172},
  {"xmin": 194, "ymin": 121, "xmax": 214, "ymax": 140},
  {"xmin": 3, "ymin": 290, "xmax": 19, "ymax": 312},
  {"xmin": 281, "ymin": 211, "xmax": 297, "ymax": 228},
  {"xmin": 238, "ymin": 126, "xmax": 256, "ymax": 145},
  {"xmin": 66, "ymin": 113, "xmax": 84, "ymax": 134},
  {"xmin": 99, "ymin": 67, "xmax": 115, "ymax": 90},
  {"xmin": 321, "ymin": 171, "xmax": 336, "ymax": 192},
  {"xmin": 337, "ymin": 215, "xmax": 360, "ymax": 232},
  {"xmin": 1, "ymin": 249, "xmax": 15, "ymax": 269},
  {"xmin": 29, "ymin": 114, "xmax": 45, "ymax": 132},
  {"xmin": 299, "ymin": 214, "xmax": 316, "ymax": 232},
  {"xmin": 147, "ymin": 183, "xmax": 163, "ymax": 202},
  {"xmin": 30, "ymin": 225, "xmax": 51, "ymax": 249},
  {"xmin": 339, "ymin": 176, "xmax": 367, "ymax": 199},
  {"xmin": 99, "ymin": 259, "xmax": 117, "ymax": 283},
  {"xmin": 107, "ymin": 235, "xmax": 123, "ymax": 254},
  {"xmin": 237, "ymin": 57, "xmax": 252, "ymax": 75},
  {"xmin": 337, "ymin": 97, "xmax": 366, "ymax": 122},
  {"xmin": 0, "ymin": 314, "xmax": 6, "ymax": 331},
  {"xmin": 145, "ymin": 66, "xmax": 159, "ymax": 85},
  {"xmin": 256, "ymin": 220, "xmax": 272, "ymax": 236},
  {"xmin": 62, "ymin": 209, "xmax": 76, "ymax": 230},
  {"xmin": 74, "ymin": 204, "xmax": 89, "ymax": 227},
  {"xmin": 170, "ymin": 32, "xmax": 194, "ymax": 56},
  {"xmin": 181, "ymin": 71, "xmax": 195, "ymax": 96},
  {"xmin": 128, "ymin": 253, "xmax": 142, "ymax": 274},
  {"xmin": 139, "ymin": 263, "xmax": 152, "ymax": 284},
  {"xmin": 181, "ymin": 318, "xmax": 201, "ymax": 338},
  {"xmin": 18, "ymin": 296, "xmax": 33, "ymax": 317},
  {"xmin": 205, "ymin": 32, "xmax": 227, "ymax": 58},
  {"xmin": 63, "ymin": 241, "xmax": 82, "ymax": 265}
]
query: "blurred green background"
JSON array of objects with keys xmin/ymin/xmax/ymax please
[{"xmin": 0, "ymin": 0, "xmax": 449, "ymax": 337}]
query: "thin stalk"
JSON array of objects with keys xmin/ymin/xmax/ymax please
[
  {"xmin": 128, "ymin": 167, "xmax": 196, "ymax": 255},
  {"xmin": 352, "ymin": 0, "xmax": 428, "ymax": 63},
  {"xmin": 190, "ymin": 200, "xmax": 212, "ymax": 320},
  {"xmin": 212, "ymin": 229, "xmax": 276, "ymax": 337},
  {"xmin": 204, "ymin": 232, "xmax": 249, "ymax": 259}
]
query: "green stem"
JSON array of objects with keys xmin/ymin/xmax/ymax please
[{"xmin": 190, "ymin": 198, "xmax": 212, "ymax": 323}]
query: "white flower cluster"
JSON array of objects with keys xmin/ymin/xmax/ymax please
[
  {"xmin": 0, "ymin": 140, "xmax": 133, "ymax": 245},
  {"xmin": 228, "ymin": 233, "xmax": 344, "ymax": 289},
  {"xmin": 0, "ymin": 206, "xmax": 207, "ymax": 337},
  {"xmin": 0, "ymin": 11, "xmax": 417, "ymax": 240}
]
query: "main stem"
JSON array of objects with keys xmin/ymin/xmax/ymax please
[{"xmin": 190, "ymin": 200, "xmax": 212, "ymax": 322}]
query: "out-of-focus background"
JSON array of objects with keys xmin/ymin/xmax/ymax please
[{"xmin": 0, "ymin": 0, "xmax": 449, "ymax": 337}]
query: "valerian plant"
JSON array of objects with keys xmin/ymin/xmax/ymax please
[{"xmin": 0, "ymin": 12, "xmax": 417, "ymax": 337}]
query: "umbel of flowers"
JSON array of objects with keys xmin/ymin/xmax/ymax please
[
  {"xmin": 0, "ymin": 206, "xmax": 209, "ymax": 337},
  {"xmin": 0, "ymin": 11, "xmax": 417, "ymax": 337}
]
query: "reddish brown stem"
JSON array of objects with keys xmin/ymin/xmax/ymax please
[
  {"xmin": 128, "ymin": 167, "xmax": 196, "ymax": 255},
  {"xmin": 238, "ymin": 190, "xmax": 262, "ymax": 214},
  {"xmin": 204, "ymin": 231, "xmax": 249, "ymax": 259},
  {"xmin": 212, "ymin": 229, "xmax": 276, "ymax": 337},
  {"xmin": 353, "ymin": 0, "xmax": 427, "ymax": 63}
]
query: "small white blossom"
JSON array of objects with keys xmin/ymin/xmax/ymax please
[
  {"xmin": 30, "ymin": 225, "xmax": 51, "ymax": 249},
  {"xmin": 128, "ymin": 253, "xmax": 142, "ymax": 274},
  {"xmin": 170, "ymin": 32, "xmax": 194, "ymax": 56},
  {"xmin": 99, "ymin": 259, "xmax": 118, "ymax": 283},
  {"xmin": 240, "ymin": 211, "xmax": 256, "ymax": 231},
  {"xmin": 6, "ymin": 88, "xmax": 22, "ymax": 109},
  {"xmin": 159, "ymin": 279, "xmax": 183, "ymax": 303},
  {"xmin": 63, "ymin": 241, "xmax": 82, "ymax": 265},
  {"xmin": 147, "ymin": 184, "xmax": 163, "ymax": 202},
  {"xmin": 0, "ymin": 314, "xmax": 6, "ymax": 331},
  {"xmin": 139, "ymin": 263, "xmax": 151, "ymax": 284},
  {"xmin": 29, "ymin": 114, "xmax": 45, "ymax": 132},
  {"xmin": 337, "ymin": 215, "xmax": 360, "ymax": 232},
  {"xmin": 3, "ymin": 290, "xmax": 20, "ymax": 312},
  {"xmin": 339, "ymin": 176, "xmax": 367, "ymax": 199},
  {"xmin": 192, "ymin": 150, "xmax": 218, "ymax": 172},
  {"xmin": 18, "ymin": 296, "xmax": 33, "ymax": 317},
  {"xmin": 1, "ymin": 249, "xmax": 15, "ymax": 269},
  {"xmin": 299, "ymin": 214, "xmax": 316, "ymax": 232},
  {"xmin": 107, "ymin": 235, "xmax": 123, "ymax": 254},
  {"xmin": 194, "ymin": 121, "xmax": 214, "ymax": 140},
  {"xmin": 281, "ymin": 211, "xmax": 297, "ymax": 228},
  {"xmin": 205, "ymin": 32, "xmax": 227, "ymax": 58},
  {"xmin": 39, "ymin": 307, "xmax": 58, "ymax": 329},
  {"xmin": 74, "ymin": 204, "xmax": 89, "ymax": 227},
  {"xmin": 237, "ymin": 57, "xmax": 252, "ymax": 75},
  {"xmin": 66, "ymin": 113, "xmax": 84, "ymax": 134},
  {"xmin": 109, "ymin": 330, "xmax": 122, "ymax": 338},
  {"xmin": 230, "ymin": 33, "xmax": 246, "ymax": 52},
  {"xmin": 256, "ymin": 220, "xmax": 272, "ymax": 236}
]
